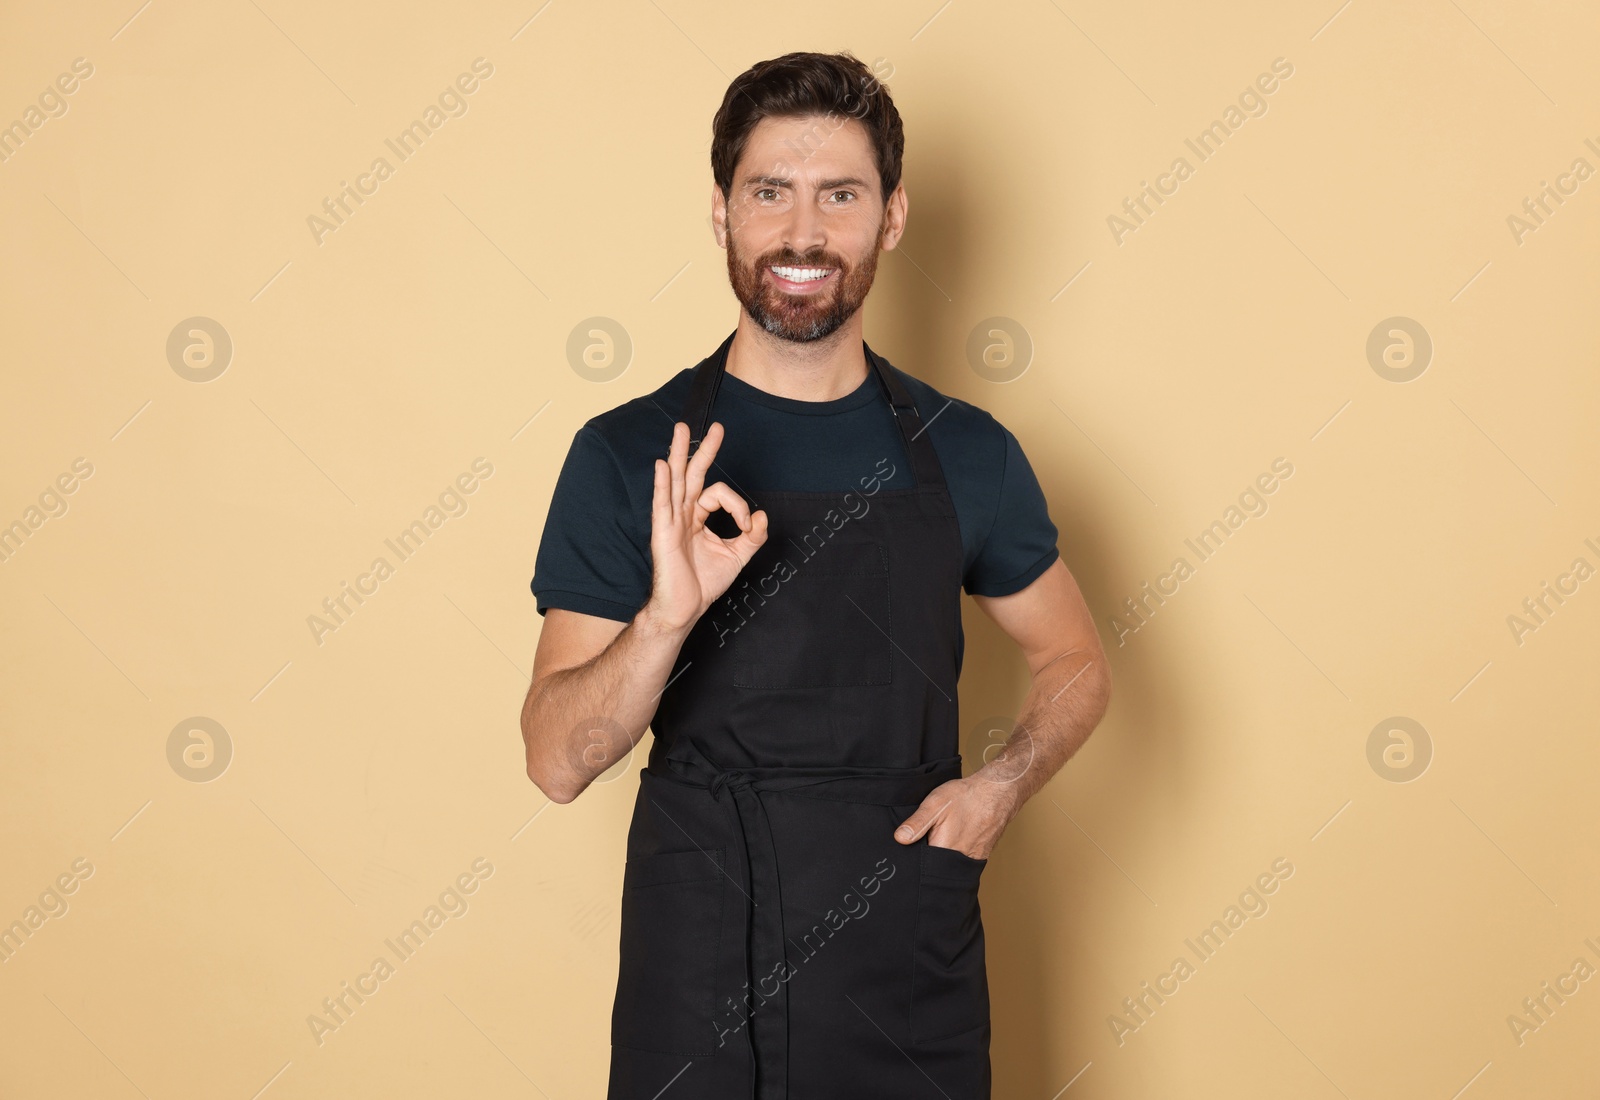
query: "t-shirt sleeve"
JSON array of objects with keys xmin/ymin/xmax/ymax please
[
  {"xmin": 530, "ymin": 424, "xmax": 651, "ymax": 622},
  {"xmin": 963, "ymin": 426, "xmax": 1060, "ymax": 597}
]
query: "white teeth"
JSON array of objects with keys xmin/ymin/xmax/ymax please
[{"xmin": 771, "ymin": 265, "xmax": 832, "ymax": 282}]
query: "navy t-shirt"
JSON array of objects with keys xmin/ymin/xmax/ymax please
[{"xmin": 531, "ymin": 337, "xmax": 1061, "ymax": 646}]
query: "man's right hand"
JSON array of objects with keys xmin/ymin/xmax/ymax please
[
  {"xmin": 643, "ymin": 420, "xmax": 768, "ymax": 634},
  {"xmin": 523, "ymin": 419, "xmax": 768, "ymax": 802}
]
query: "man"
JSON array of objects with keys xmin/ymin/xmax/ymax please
[{"xmin": 523, "ymin": 51, "xmax": 1110, "ymax": 1100}]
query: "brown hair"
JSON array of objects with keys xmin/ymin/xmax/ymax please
[{"xmin": 711, "ymin": 51, "xmax": 903, "ymax": 204}]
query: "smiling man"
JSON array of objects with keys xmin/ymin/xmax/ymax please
[{"xmin": 522, "ymin": 51, "xmax": 1111, "ymax": 1099}]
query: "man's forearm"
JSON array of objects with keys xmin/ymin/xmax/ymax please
[
  {"xmin": 523, "ymin": 604, "xmax": 691, "ymax": 802},
  {"xmin": 973, "ymin": 649, "xmax": 1111, "ymax": 811}
]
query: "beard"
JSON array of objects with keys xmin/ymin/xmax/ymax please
[{"xmin": 725, "ymin": 226, "xmax": 882, "ymax": 343}]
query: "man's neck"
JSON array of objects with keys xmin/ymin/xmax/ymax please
[{"xmin": 725, "ymin": 312, "xmax": 869, "ymax": 402}]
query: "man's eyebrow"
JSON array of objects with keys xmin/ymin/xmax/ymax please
[{"xmin": 742, "ymin": 174, "xmax": 873, "ymax": 192}]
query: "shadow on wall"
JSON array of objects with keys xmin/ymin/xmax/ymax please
[{"xmin": 871, "ymin": 111, "xmax": 1190, "ymax": 1094}]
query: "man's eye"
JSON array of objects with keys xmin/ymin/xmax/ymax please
[
  {"xmin": 756, "ymin": 188, "xmax": 779, "ymax": 201},
  {"xmin": 829, "ymin": 191, "xmax": 854, "ymax": 204}
]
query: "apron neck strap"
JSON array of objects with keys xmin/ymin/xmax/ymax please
[{"xmin": 683, "ymin": 331, "xmax": 948, "ymax": 490}]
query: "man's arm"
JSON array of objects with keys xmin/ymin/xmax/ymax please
[
  {"xmin": 521, "ymin": 421, "xmax": 768, "ymax": 804},
  {"xmin": 521, "ymin": 606, "xmax": 688, "ymax": 803},
  {"xmin": 894, "ymin": 557, "xmax": 1112, "ymax": 858}
]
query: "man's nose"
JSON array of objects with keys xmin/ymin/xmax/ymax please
[{"xmin": 781, "ymin": 199, "xmax": 826, "ymax": 257}]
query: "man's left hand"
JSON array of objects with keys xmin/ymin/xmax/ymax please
[{"xmin": 894, "ymin": 775, "xmax": 1020, "ymax": 860}]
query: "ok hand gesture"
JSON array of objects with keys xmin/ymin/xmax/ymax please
[{"xmin": 646, "ymin": 421, "xmax": 768, "ymax": 633}]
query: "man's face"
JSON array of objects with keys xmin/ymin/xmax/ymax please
[{"xmin": 716, "ymin": 115, "xmax": 905, "ymax": 343}]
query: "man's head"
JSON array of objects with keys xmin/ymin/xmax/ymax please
[{"xmin": 710, "ymin": 52, "xmax": 907, "ymax": 344}]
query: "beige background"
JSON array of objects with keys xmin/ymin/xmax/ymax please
[{"xmin": 2, "ymin": 0, "xmax": 1598, "ymax": 1096}]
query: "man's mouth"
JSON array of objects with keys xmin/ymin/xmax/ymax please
[{"xmin": 768, "ymin": 265, "xmax": 837, "ymax": 293}]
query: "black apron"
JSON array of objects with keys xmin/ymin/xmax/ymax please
[{"xmin": 607, "ymin": 332, "xmax": 991, "ymax": 1099}]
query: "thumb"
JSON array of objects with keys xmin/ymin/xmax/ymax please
[
  {"xmin": 895, "ymin": 801, "xmax": 938, "ymax": 845},
  {"xmin": 728, "ymin": 509, "xmax": 769, "ymax": 564}
]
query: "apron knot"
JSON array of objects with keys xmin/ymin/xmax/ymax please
[{"xmin": 708, "ymin": 769, "xmax": 752, "ymax": 801}]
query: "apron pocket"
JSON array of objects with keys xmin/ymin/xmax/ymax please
[
  {"xmin": 728, "ymin": 539, "xmax": 891, "ymax": 689},
  {"xmin": 611, "ymin": 847, "xmax": 726, "ymax": 1055},
  {"xmin": 910, "ymin": 841, "xmax": 990, "ymax": 1044}
]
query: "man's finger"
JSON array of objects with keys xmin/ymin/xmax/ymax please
[
  {"xmin": 895, "ymin": 785, "xmax": 961, "ymax": 844},
  {"xmin": 895, "ymin": 803, "xmax": 937, "ymax": 844},
  {"xmin": 727, "ymin": 509, "xmax": 769, "ymax": 563},
  {"xmin": 696, "ymin": 480, "xmax": 749, "ymax": 529},
  {"xmin": 686, "ymin": 421, "xmax": 722, "ymax": 503},
  {"xmin": 650, "ymin": 458, "xmax": 670, "ymax": 539},
  {"xmin": 668, "ymin": 422, "xmax": 688, "ymax": 513}
]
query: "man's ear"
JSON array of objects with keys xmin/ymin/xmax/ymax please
[
  {"xmin": 710, "ymin": 183, "xmax": 729, "ymax": 248},
  {"xmin": 879, "ymin": 182, "xmax": 909, "ymax": 251}
]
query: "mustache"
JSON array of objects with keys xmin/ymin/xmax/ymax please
[{"xmin": 758, "ymin": 250, "xmax": 847, "ymax": 270}]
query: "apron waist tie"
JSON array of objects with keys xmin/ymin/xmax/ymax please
[{"xmin": 710, "ymin": 771, "xmax": 788, "ymax": 1100}]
